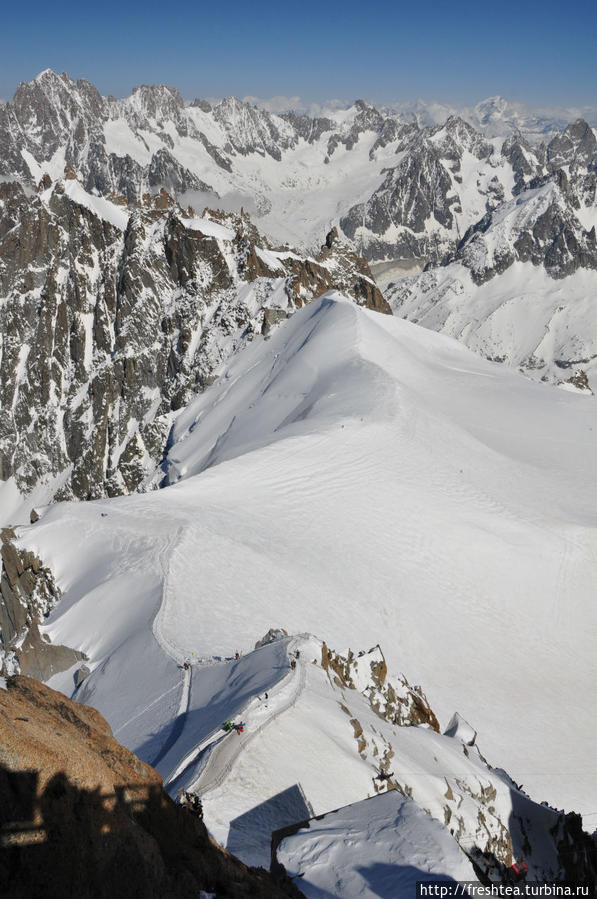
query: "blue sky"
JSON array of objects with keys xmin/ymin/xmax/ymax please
[{"xmin": 2, "ymin": 0, "xmax": 596, "ymax": 106}]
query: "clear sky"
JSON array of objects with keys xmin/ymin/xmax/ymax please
[{"xmin": 1, "ymin": 0, "xmax": 596, "ymax": 107}]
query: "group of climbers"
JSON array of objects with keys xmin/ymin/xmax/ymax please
[
  {"xmin": 190, "ymin": 645, "xmax": 303, "ymax": 744},
  {"xmin": 222, "ymin": 720, "xmax": 245, "ymax": 734},
  {"xmin": 186, "ymin": 644, "xmax": 301, "ymax": 671}
]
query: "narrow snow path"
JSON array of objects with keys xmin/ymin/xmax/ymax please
[
  {"xmin": 153, "ymin": 524, "xmax": 191, "ymax": 664},
  {"xmin": 193, "ymin": 648, "xmax": 306, "ymax": 796}
]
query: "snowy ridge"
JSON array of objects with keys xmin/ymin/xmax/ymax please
[
  {"xmin": 14, "ymin": 295, "xmax": 597, "ymax": 851},
  {"xmin": 0, "ymin": 176, "xmax": 384, "ymax": 519}
]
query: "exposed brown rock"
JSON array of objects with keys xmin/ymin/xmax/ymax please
[
  {"xmin": 565, "ymin": 369, "xmax": 592, "ymax": 393},
  {"xmin": 154, "ymin": 187, "xmax": 175, "ymax": 209},
  {"xmin": 0, "ymin": 541, "xmax": 24, "ymax": 587},
  {"xmin": 320, "ymin": 642, "xmax": 440, "ymax": 731},
  {"xmin": 107, "ymin": 191, "xmax": 129, "ymax": 208}
]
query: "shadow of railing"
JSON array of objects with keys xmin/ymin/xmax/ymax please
[
  {"xmin": 1, "ymin": 766, "xmax": 166, "ymax": 847},
  {"xmin": 0, "ymin": 763, "xmax": 196, "ymax": 898}
]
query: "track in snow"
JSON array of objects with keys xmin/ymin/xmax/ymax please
[
  {"xmin": 151, "ymin": 664, "xmax": 192, "ymax": 768},
  {"xmin": 193, "ymin": 649, "xmax": 306, "ymax": 796}
]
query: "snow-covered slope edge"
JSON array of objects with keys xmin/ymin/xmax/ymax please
[{"xmin": 5, "ymin": 295, "xmax": 597, "ymax": 860}]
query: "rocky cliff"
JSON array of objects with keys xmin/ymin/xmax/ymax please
[
  {"xmin": 0, "ymin": 527, "xmax": 85, "ymax": 682},
  {"xmin": 0, "ymin": 175, "xmax": 387, "ymax": 519}
]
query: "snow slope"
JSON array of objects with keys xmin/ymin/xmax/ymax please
[
  {"xmin": 386, "ymin": 260, "xmax": 597, "ymax": 390},
  {"xmin": 277, "ymin": 790, "xmax": 475, "ymax": 897},
  {"xmin": 19, "ymin": 294, "xmax": 597, "ymax": 827}
]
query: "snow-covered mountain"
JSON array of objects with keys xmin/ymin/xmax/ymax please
[
  {"xmin": 0, "ymin": 174, "xmax": 385, "ymax": 521},
  {"xmin": 2, "ymin": 70, "xmax": 597, "ymax": 410},
  {"xmin": 386, "ymin": 95, "xmax": 597, "ymax": 141},
  {"xmin": 2, "ymin": 70, "xmax": 597, "ymax": 269},
  {"xmin": 384, "ymin": 178, "xmax": 597, "ymax": 390},
  {"xmin": 3, "ymin": 296, "xmax": 597, "ymax": 888}
]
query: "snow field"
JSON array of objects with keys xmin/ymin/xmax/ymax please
[
  {"xmin": 276, "ymin": 790, "xmax": 476, "ymax": 897},
  {"xmin": 18, "ymin": 295, "xmax": 597, "ymax": 825}
]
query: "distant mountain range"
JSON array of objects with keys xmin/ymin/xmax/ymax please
[
  {"xmin": 1, "ymin": 70, "xmax": 596, "ymax": 517},
  {"xmin": 2, "ymin": 70, "xmax": 596, "ymax": 263}
]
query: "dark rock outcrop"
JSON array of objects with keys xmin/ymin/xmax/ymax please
[{"xmin": 0, "ymin": 529, "xmax": 83, "ymax": 680}]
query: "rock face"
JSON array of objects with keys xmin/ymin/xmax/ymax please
[
  {"xmin": 0, "ymin": 177, "xmax": 388, "ymax": 516},
  {"xmin": 0, "ymin": 675, "xmax": 301, "ymax": 898},
  {"xmin": 0, "ymin": 528, "xmax": 83, "ymax": 680},
  {"xmin": 320, "ymin": 643, "xmax": 439, "ymax": 731},
  {"xmin": 455, "ymin": 181, "xmax": 597, "ymax": 284}
]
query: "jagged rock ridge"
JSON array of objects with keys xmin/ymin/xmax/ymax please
[
  {"xmin": 0, "ymin": 176, "xmax": 387, "ymax": 517},
  {"xmin": 1, "ymin": 70, "xmax": 596, "ymax": 269}
]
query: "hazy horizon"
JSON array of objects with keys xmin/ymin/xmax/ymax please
[{"xmin": 2, "ymin": 68, "xmax": 597, "ymax": 126}]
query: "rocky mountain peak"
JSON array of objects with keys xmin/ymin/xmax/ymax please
[
  {"xmin": 128, "ymin": 82, "xmax": 185, "ymax": 119},
  {"xmin": 547, "ymin": 117, "xmax": 597, "ymax": 169},
  {"xmin": 434, "ymin": 115, "xmax": 493, "ymax": 160},
  {"xmin": 212, "ymin": 96, "xmax": 295, "ymax": 160}
]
